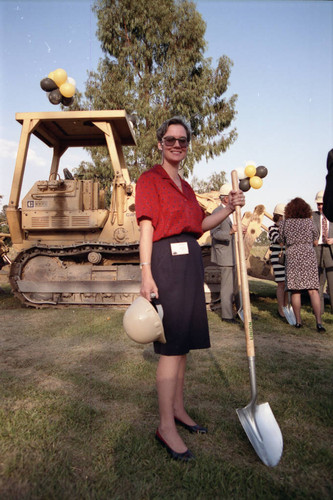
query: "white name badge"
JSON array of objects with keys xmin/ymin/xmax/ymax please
[{"xmin": 170, "ymin": 242, "xmax": 189, "ymax": 256}]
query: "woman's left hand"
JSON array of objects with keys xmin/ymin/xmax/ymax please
[{"xmin": 227, "ymin": 189, "xmax": 245, "ymax": 211}]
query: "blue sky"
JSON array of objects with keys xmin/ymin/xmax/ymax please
[{"xmin": 0, "ymin": 0, "xmax": 332, "ymax": 216}]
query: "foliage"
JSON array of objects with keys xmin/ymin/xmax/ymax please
[
  {"xmin": 255, "ymin": 230, "xmax": 269, "ymax": 246},
  {"xmin": 0, "ymin": 197, "xmax": 9, "ymax": 234},
  {"xmin": 74, "ymin": 0, "xmax": 237, "ymax": 189},
  {"xmin": 190, "ymin": 171, "xmax": 227, "ymax": 193}
]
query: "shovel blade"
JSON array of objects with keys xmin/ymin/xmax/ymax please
[
  {"xmin": 237, "ymin": 402, "xmax": 283, "ymax": 467},
  {"xmin": 237, "ymin": 292, "xmax": 244, "ymax": 322},
  {"xmin": 282, "ymin": 305, "xmax": 296, "ymax": 325},
  {"xmin": 238, "ymin": 307, "xmax": 244, "ymax": 322}
]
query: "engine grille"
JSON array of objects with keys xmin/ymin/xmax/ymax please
[{"xmin": 27, "ymin": 215, "xmax": 90, "ymax": 229}]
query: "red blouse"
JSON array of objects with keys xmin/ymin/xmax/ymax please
[{"xmin": 135, "ymin": 164, "xmax": 205, "ymax": 242}]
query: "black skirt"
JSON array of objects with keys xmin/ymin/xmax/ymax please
[{"xmin": 151, "ymin": 233, "xmax": 210, "ymax": 356}]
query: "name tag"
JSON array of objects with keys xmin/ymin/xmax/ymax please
[{"xmin": 170, "ymin": 242, "xmax": 189, "ymax": 256}]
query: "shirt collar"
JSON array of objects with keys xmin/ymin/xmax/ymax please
[{"xmin": 154, "ymin": 164, "xmax": 187, "ymax": 189}]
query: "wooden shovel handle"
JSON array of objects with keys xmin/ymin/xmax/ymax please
[
  {"xmin": 231, "ymin": 170, "xmax": 255, "ymax": 357},
  {"xmin": 232, "ymin": 212, "xmax": 241, "ymax": 293}
]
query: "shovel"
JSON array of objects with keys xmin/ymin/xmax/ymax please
[
  {"xmin": 231, "ymin": 170, "xmax": 283, "ymax": 467},
  {"xmin": 283, "ymin": 292, "xmax": 296, "ymax": 325},
  {"xmin": 233, "ymin": 213, "xmax": 244, "ymax": 322}
]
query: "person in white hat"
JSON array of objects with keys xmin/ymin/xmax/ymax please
[
  {"xmin": 210, "ymin": 183, "xmax": 240, "ymax": 323},
  {"xmin": 312, "ymin": 189, "xmax": 333, "ymax": 314},
  {"xmin": 268, "ymin": 203, "xmax": 288, "ymax": 318}
]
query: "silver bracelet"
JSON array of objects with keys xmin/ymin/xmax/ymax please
[{"xmin": 140, "ymin": 262, "xmax": 151, "ymax": 269}]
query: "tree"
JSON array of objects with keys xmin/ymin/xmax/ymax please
[
  {"xmin": 191, "ymin": 171, "xmax": 227, "ymax": 194},
  {"xmin": 255, "ymin": 230, "xmax": 269, "ymax": 246},
  {"xmin": 75, "ymin": 0, "xmax": 237, "ymax": 188},
  {"xmin": 0, "ymin": 196, "xmax": 9, "ymax": 235}
]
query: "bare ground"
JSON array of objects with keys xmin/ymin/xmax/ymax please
[{"xmin": 0, "ymin": 306, "xmax": 332, "ymax": 396}]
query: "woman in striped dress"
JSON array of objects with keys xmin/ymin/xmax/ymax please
[{"xmin": 268, "ymin": 203, "xmax": 287, "ymax": 318}]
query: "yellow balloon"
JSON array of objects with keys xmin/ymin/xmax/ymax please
[
  {"xmin": 249, "ymin": 176, "xmax": 263, "ymax": 189},
  {"xmin": 53, "ymin": 68, "xmax": 68, "ymax": 87},
  {"xmin": 59, "ymin": 82, "xmax": 76, "ymax": 98},
  {"xmin": 244, "ymin": 164, "xmax": 256, "ymax": 178},
  {"xmin": 48, "ymin": 71, "xmax": 55, "ymax": 81}
]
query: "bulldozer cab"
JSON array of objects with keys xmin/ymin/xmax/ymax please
[
  {"xmin": 5, "ymin": 111, "xmax": 145, "ymax": 307},
  {"xmin": 6, "ymin": 110, "xmax": 137, "ymax": 249}
]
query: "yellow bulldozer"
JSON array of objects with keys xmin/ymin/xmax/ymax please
[{"xmin": 2, "ymin": 110, "xmax": 273, "ymax": 308}]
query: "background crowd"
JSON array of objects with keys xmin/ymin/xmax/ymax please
[{"xmin": 212, "ymin": 149, "xmax": 333, "ymax": 333}]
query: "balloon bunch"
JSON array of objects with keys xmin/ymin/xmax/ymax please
[
  {"xmin": 235, "ymin": 162, "xmax": 268, "ymax": 192},
  {"xmin": 40, "ymin": 68, "xmax": 76, "ymax": 107}
]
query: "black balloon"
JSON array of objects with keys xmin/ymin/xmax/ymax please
[
  {"xmin": 48, "ymin": 89, "xmax": 62, "ymax": 105},
  {"xmin": 61, "ymin": 96, "xmax": 74, "ymax": 107},
  {"xmin": 256, "ymin": 165, "xmax": 268, "ymax": 178},
  {"xmin": 239, "ymin": 178, "xmax": 251, "ymax": 192},
  {"xmin": 40, "ymin": 77, "xmax": 58, "ymax": 92}
]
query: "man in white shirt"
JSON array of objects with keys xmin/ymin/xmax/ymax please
[{"xmin": 313, "ymin": 190, "xmax": 333, "ymax": 314}]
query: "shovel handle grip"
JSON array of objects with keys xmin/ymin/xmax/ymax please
[{"xmin": 231, "ymin": 170, "xmax": 255, "ymax": 357}]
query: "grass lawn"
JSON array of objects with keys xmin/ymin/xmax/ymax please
[{"xmin": 0, "ymin": 280, "xmax": 332, "ymax": 499}]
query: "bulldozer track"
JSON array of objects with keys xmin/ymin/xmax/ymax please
[{"xmin": 9, "ymin": 243, "xmax": 141, "ymax": 308}]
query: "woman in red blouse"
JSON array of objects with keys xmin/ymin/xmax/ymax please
[{"xmin": 135, "ymin": 116, "xmax": 245, "ymax": 461}]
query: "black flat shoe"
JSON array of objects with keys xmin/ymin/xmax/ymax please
[
  {"xmin": 175, "ymin": 417, "xmax": 208, "ymax": 434},
  {"xmin": 316, "ymin": 323, "xmax": 326, "ymax": 333},
  {"xmin": 295, "ymin": 323, "xmax": 302, "ymax": 328},
  {"xmin": 155, "ymin": 430, "xmax": 195, "ymax": 462},
  {"xmin": 222, "ymin": 318, "xmax": 237, "ymax": 324}
]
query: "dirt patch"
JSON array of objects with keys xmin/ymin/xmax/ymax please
[
  {"xmin": 257, "ymin": 333, "xmax": 332, "ymax": 359},
  {"xmin": 0, "ymin": 277, "xmax": 332, "ymax": 401},
  {"xmin": 1, "ymin": 311, "xmax": 331, "ymax": 395}
]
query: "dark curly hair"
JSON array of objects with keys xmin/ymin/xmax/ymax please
[{"xmin": 285, "ymin": 197, "xmax": 312, "ymax": 219}]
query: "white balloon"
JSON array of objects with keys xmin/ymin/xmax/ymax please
[
  {"xmin": 67, "ymin": 77, "xmax": 76, "ymax": 88},
  {"xmin": 246, "ymin": 160, "xmax": 257, "ymax": 167},
  {"xmin": 236, "ymin": 167, "xmax": 247, "ymax": 180}
]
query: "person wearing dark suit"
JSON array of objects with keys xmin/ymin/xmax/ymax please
[
  {"xmin": 313, "ymin": 190, "xmax": 333, "ymax": 314},
  {"xmin": 210, "ymin": 183, "xmax": 240, "ymax": 322},
  {"xmin": 323, "ymin": 149, "xmax": 333, "ymax": 222}
]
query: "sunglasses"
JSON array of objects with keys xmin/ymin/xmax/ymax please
[{"xmin": 162, "ymin": 136, "xmax": 188, "ymax": 148}]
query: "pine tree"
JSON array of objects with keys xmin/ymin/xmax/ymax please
[{"xmin": 76, "ymin": 0, "xmax": 237, "ymax": 186}]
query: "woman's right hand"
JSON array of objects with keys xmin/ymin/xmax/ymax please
[
  {"xmin": 138, "ymin": 219, "xmax": 157, "ymax": 300},
  {"xmin": 140, "ymin": 272, "xmax": 159, "ymax": 300}
]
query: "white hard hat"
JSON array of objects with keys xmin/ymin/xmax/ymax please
[
  {"xmin": 219, "ymin": 183, "xmax": 232, "ymax": 196},
  {"xmin": 273, "ymin": 203, "xmax": 286, "ymax": 216},
  {"xmin": 315, "ymin": 190, "xmax": 324, "ymax": 203},
  {"xmin": 123, "ymin": 296, "xmax": 166, "ymax": 344}
]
